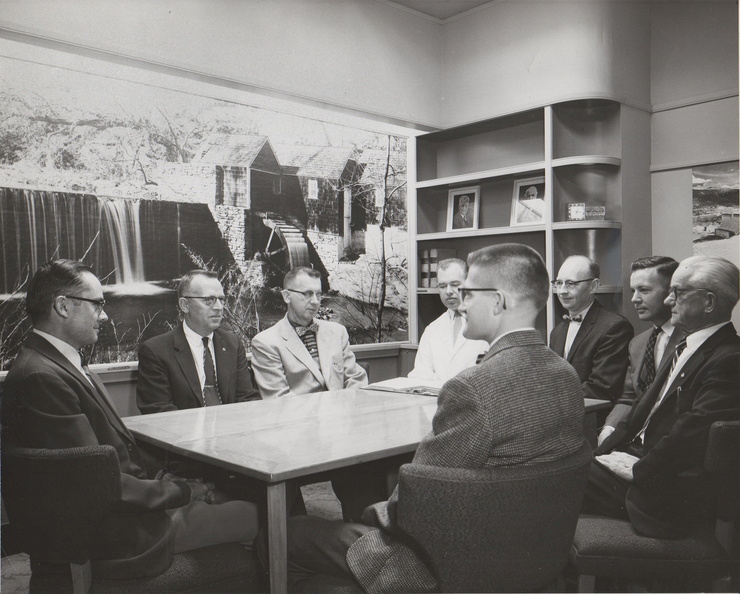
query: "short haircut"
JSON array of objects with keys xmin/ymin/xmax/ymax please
[
  {"xmin": 26, "ymin": 259, "xmax": 94, "ymax": 325},
  {"xmin": 468, "ymin": 243, "xmax": 550, "ymax": 311},
  {"xmin": 177, "ymin": 270, "xmax": 219, "ymax": 298},
  {"xmin": 283, "ymin": 266, "xmax": 320, "ymax": 289},
  {"xmin": 679, "ymin": 255, "xmax": 739, "ymax": 312},
  {"xmin": 563, "ymin": 255, "xmax": 600, "ymax": 280},
  {"xmin": 459, "ymin": 194, "xmax": 470, "ymax": 205},
  {"xmin": 631, "ymin": 256, "xmax": 678, "ymax": 281},
  {"xmin": 438, "ymin": 258, "xmax": 467, "ymax": 274}
]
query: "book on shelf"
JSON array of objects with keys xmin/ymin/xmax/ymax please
[
  {"xmin": 420, "ymin": 249, "xmax": 430, "ymax": 287},
  {"xmin": 428, "ymin": 248, "xmax": 456, "ymax": 288}
]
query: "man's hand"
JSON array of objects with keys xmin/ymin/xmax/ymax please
[
  {"xmin": 187, "ymin": 479, "xmax": 216, "ymax": 503},
  {"xmin": 597, "ymin": 425, "xmax": 616, "ymax": 446},
  {"xmin": 595, "ymin": 451, "xmax": 639, "ymax": 482}
]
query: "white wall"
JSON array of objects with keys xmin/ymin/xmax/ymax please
[
  {"xmin": 0, "ymin": 0, "xmax": 445, "ymax": 128},
  {"xmin": 440, "ymin": 0, "xmax": 651, "ymax": 127},
  {"xmin": 649, "ymin": 1, "xmax": 738, "ymax": 261}
]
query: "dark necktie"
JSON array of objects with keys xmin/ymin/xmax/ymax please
[
  {"xmin": 669, "ymin": 337, "xmax": 688, "ymax": 377},
  {"xmin": 563, "ymin": 314, "xmax": 582, "ymax": 323},
  {"xmin": 636, "ymin": 337, "xmax": 689, "ymax": 442},
  {"xmin": 476, "ymin": 351, "xmax": 488, "ymax": 364},
  {"xmin": 637, "ymin": 326, "xmax": 662, "ymax": 392},
  {"xmin": 296, "ymin": 323, "xmax": 320, "ymax": 363},
  {"xmin": 202, "ymin": 337, "xmax": 222, "ymax": 406}
]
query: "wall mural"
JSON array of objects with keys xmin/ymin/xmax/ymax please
[
  {"xmin": 0, "ymin": 40, "xmax": 409, "ymax": 369},
  {"xmin": 692, "ymin": 161, "xmax": 739, "ymax": 265}
]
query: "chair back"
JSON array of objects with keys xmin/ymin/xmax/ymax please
[
  {"xmin": 1, "ymin": 444, "xmax": 121, "ymax": 565},
  {"xmin": 397, "ymin": 441, "xmax": 592, "ymax": 593},
  {"xmin": 704, "ymin": 420, "xmax": 740, "ymax": 553}
]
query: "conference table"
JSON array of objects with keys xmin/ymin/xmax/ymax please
[{"xmin": 123, "ymin": 389, "xmax": 609, "ymax": 594}]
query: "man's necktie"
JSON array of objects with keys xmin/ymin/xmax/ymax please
[
  {"xmin": 669, "ymin": 336, "xmax": 688, "ymax": 377},
  {"xmin": 476, "ymin": 351, "xmax": 488, "ymax": 365},
  {"xmin": 637, "ymin": 326, "xmax": 662, "ymax": 392},
  {"xmin": 296, "ymin": 323, "xmax": 320, "ymax": 363},
  {"xmin": 636, "ymin": 337, "xmax": 689, "ymax": 443},
  {"xmin": 452, "ymin": 312, "xmax": 462, "ymax": 342},
  {"xmin": 563, "ymin": 314, "xmax": 582, "ymax": 323},
  {"xmin": 202, "ymin": 337, "xmax": 222, "ymax": 406}
]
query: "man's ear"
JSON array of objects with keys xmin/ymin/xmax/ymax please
[
  {"xmin": 704, "ymin": 291, "xmax": 717, "ymax": 313},
  {"xmin": 280, "ymin": 290, "xmax": 290, "ymax": 305},
  {"xmin": 178, "ymin": 297, "xmax": 189, "ymax": 315},
  {"xmin": 589, "ymin": 278, "xmax": 601, "ymax": 294},
  {"xmin": 53, "ymin": 295, "xmax": 69, "ymax": 319}
]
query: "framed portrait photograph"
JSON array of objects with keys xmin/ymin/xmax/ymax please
[
  {"xmin": 511, "ymin": 177, "xmax": 546, "ymax": 226},
  {"xmin": 447, "ymin": 186, "xmax": 480, "ymax": 231}
]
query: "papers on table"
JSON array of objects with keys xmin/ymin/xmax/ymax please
[{"xmin": 364, "ymin": 377, "xmax": 444, "ymax": 397}]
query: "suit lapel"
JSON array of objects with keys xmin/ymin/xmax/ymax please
[
  {"xmin": 549, "ymin": 322, "xmax": 567, "ymax": 357},
  {"xmin": 174, "ymin": 324, "xmax": 203, "ymax": 405},
  {"xmin": 212, "ymin": 330, "xmax": 231, "ymax": 398},
  {"xmin": 566, "ymin": 301, "xmax": 600, "ymax": 362},
  {"xmin": 633, "ymin": 325, "xmax": 733, "ymax": 426},
  {"xmin": 27, "ymin": 335, "xmax": 134, "ymax": 441},
  {"xmin": 280, "ymin": 317, "xmax": 324, "ymax": 384}
]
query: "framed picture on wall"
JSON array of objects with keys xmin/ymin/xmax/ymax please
[
  {"xmin": 447, "ymin": 186, "xmax": 480, "ymax": 231},
  {"xmin": 511, "ymin": 177, "xmax": 546, "ymax": 226}
]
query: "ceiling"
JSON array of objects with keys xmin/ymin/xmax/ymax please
[{"xmin": 385, "ymin": 0, "xmax": 497, "ymax": 21}]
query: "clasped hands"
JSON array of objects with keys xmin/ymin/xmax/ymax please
[{"xmin": 158, "ymin": 471, "xmax": 216, "ymax": 503}]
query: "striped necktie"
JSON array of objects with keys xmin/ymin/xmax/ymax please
[
  {"xmin": 637, "ymin": 326, "xmax": 662, "ymax": 392},
  {"xmin": 202, "ymin": 337, "xmax": 222, "ymax": 406}
]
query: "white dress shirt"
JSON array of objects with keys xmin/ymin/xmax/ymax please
[
  {"xmin": 182, "ymin": 321, "xmax": 217, "ymax": 391},
  {"xmin": 564, "ymin": 302, "xmax": 594, "ymax": 358}
]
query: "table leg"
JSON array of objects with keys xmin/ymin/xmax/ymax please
[
  {"xmin": 267, "ymin": 481, "xmax": 288, "ymax": 594},
  {"xmin": 583, "ymin": 411, "xmax": 598, "ymax": 449}
]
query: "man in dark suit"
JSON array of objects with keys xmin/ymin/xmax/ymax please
[
  {"xmin": 1, "ymin": 260, "xmax": 258, "ymax": 578},
  {"xmin": 137, "ymin": 269, "xmax": 259, "ymax": 414},
  {"xmin": 598, "ymin": 256, "xmax": 683, "ymax": 445},
  {"xmin": 549, "ymin": 255, "xmax": 633, "ymax": 403},
  {"xmin": 269, "ymin": 244, "xmax": 589, "ymax": 593},
  {"xmin": 583, "ymin": 255, "xmax": 740, "ymax": 538}
]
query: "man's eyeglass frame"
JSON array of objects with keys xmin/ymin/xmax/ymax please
[
  {"xmin": 550, "ymin": 278, "xmax": 595, "ymax": 290},
  {"xmin": 284, "ymin": 289, "xmax": 324, "ymax": 301},
  {"xmin": 458, "ymin": 287, "xmax": 506, "ymax": 309},
  {"xmin": 62, "ymin": 295, "xmax": 106, "ymax": 314},
  {"xmin": 181, "ymin": 295, "xmax": 228, "ymax": 306},
  {"xmin": 667, "ymin": 287, "xmax": 710, "ymax": 301}
]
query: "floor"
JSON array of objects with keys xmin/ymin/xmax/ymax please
[{"xmin": 1, "ymin": 481, "xmax": 342, "ymax": 594}]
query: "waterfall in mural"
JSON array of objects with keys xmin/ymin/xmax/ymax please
[
  {"xmin": 0, "ymin": 187, "xmax": 240, "ymax": 295},
  {"xmin": 1, "ymin": 187, "xmax": 234, "ymax": 295},
  {"xmin": 99, "ymin": 199, "xmax": 145, "ymax": 285}
]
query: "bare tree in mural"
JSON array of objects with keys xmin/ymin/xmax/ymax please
[{"xmin": 338, "ymin": 134, "xmax": 407, "ymax": 342}]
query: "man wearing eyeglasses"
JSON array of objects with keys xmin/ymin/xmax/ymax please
[
  {"xmin": 549, "ymin": 255, "xmax": 633, "ymax": 403},
  {"xmin": 251, "ymin": 266, "xmax": 373, "ymax": 522},
  {"xmin": 271, "ymin": 244, "xmax": 588, "ymax": 593},
  {"xmin": 2, "ymin": 260, "xmax": 258, "ymax": 578},
  {"xmin": 251, "ymin": 266, "xmax": 367, "ymax": 399},
  {"xmin": 137, "ymin": 270, "xmax": 259, "ymax": 415},
  {"xmin": 408, "ymin": 258, "xmax": 488, "ymax": 382},
  {"xmin": 584, "ymin": 255, "xmax": 739, "ymax": 538}
]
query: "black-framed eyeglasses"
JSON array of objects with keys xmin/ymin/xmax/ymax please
[
  {"xmin": 285, "ymin": 289, "xmax": 324, "ymax": 301},
  {"xmin": 63, "ymin": 295, "xmax": 106, "ymax": 314},
  {"xmin": 181, "ymin": 296, "xmax": 227, "ymax": 306},
  {"xmin": 458, "ymin": 287, "xmax": 500, "ymax": 302},
  {"xmin": 667, "ymin": 287, "xmax": 710, "ymax": 301},
  {"xmin": 551, "ymin": 278, "xmax": 595, "ymax": 290}
]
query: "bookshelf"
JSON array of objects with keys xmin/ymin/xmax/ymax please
[{"xmin": 411, "ymin": 99, "xmax": 651, "ymax": 341}]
